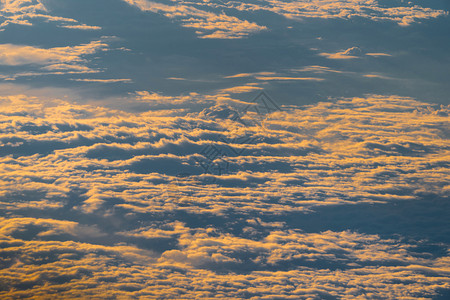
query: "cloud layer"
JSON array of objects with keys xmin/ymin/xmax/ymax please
[{"xmin": 0, "ymin": 92, "xmax": 448, "ymax": 298}]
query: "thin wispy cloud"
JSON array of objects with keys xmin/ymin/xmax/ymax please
[
  {"xmin": 70, "ymin": 78, "xmax": 132, "ymax": 83},
  {"xmin": 0, "ymin": 0, "xmax": 101, "ymax": 30},
  {"xmin": 319, "ymin": 47, "xmax": 394, "ymax": 60},
  {"xmin": 0, "ymin": 40, "xmax": 127, "ymax": 81},
  {"xmin": 217, "ymin": 85, "xmax": 263, "ymax": 94},
  {"xmin": 225, "ymin": 72, "xmax": 324, "ymax": 81},
  {"xmin": 291, "ymin": 65, "xmax": 345, "ymax": 73},
  {"xmin": 193, "ymin": 0, "xmax": 448, "ymax": 26},
  {"xmin": 319, "ymin": 46, "xmax": 363, "ymax": 59},
  {"xmin": 363, "ymin": 73, "xmax": 394, "ymax": 80},
  {"xmin": 225, "ymin": 72, "xmax": 277, "ymax": 79},
  {"xmin": 0, "ymin": 41, "xmax": 107, "ymax": 66},
  {"xmin": 122, "ymin": 0, "xmax": 448, "ymax": 38},
  {"xmin": 366, "ymin": 52, "xmax": 392, "ymax": 57}
]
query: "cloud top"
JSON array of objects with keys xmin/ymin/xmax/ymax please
[
  {"xmin": 123, "ymin": 0, "xmax": 448, "ymax": 38},
  {"xmin": 0, "ymin": 92, "xmax": 448, "ymax": 298}
]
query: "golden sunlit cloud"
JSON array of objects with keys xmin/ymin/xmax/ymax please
[
  {"xmin": 255, "ymin": 76, "xmax": 325, "ymax": 81},
  {"xmin": 1, "ymin": 1, "xmax": 449, "ymax": 297},
  {"xmin": 0, "ymin": 0, "xmax": 101, "ymax": 30},
  {"xmin": 70, "ymin": 78, "xmax": 132, "ymax": 83},
  {"xmin": 0, "ymin": 91, "xmax": 449, "ymax": 298},
  {"xmin": 122, "ymin": 0, "xmax": 266, "ymax": 39}
]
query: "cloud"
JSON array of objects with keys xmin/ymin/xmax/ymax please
[
  {"xmin": 70, "ymin": 78, "xmax": 132, "ymax": 83},
  {"xmin": 255, "ymin": 76, "xmax": 325, "ymax": 81},
  {"xmin": 319, "ymin": 47, "xmax": 392, "ymax": 60},
  {"xmin": 0, "ymin": 41, "xmax": 107, "ymax": 66},
  {"xmin": 0, "ymin": 0, "xmax": 101, "ymax": 30},
  {"xmin": 217, "ymin": 84, "xmax": 263, "ymax": 94},
  {"xmin": 366, "ymin": 52, "xmax": 392, "ymax": 57},
  {"xmin": 122, "ymin": 0, "xmax": 266, "ymax": 39},
  {"xmin": 59, "ymin": 24, "xmax": 102, "ymax": 30},
  {"xmin": 120, "ymin": 0, "xmax": 450, "ymax": 42},
  {"xmin": 0, "ymin": 92, "xmax": 448, "ymax": 216},
  {"xmin": 319, "ymin": 46, "xmax": 363, "ymax": 59},
  {"xmin": 363, "ymin": 74, "xmax": 394, "ymax": 80},
  {"xmin": 207, "ymin": 0, "xmax": 448, "ymax": 26},
  {"xmin": 224, "ymin": 71, "xmax": 324, "ymax": 81},
  {"xmin": 225, "ymin": 72, "xmax": 277, "ymax": 79},
  {"xmin": 0, "ymin": 92, "xmax": 449, "ymax": 298},
  {"xmin": 291, "ymin": 65, "xmax": 345, "ymax": 74},
  {"xmin": 0, "ymin": 221, "xmax": 449, "ymax": 298},
  {"xmin": 0, "ymin": 40, "xmax": 113, "ymax": 81},
  {"xmin": 134, "ymin": 90, "xmax": 251, "ymax": 109}
]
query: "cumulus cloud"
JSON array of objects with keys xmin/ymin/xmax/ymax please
[
  {"xmin": 0, "ymin": 92, "xmax": 449, "ymax": 298},
  {"xmin": 0, "ymin": 92, "xmax": 448, "ymax": 215},
  {"xmin": 0, "ymin": 221, "xmax": 449, "ymax": 298}
]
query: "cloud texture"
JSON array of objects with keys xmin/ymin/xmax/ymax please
[
  {"xmin": 123, "ymin": 0, "xmax": 448, "ymax": 38},
  {"xmin": 0, "ymin": 92, "xmax": 448, "ymax": 298},
  {"xmin": 0, "ymin": 0, "xmax": 101, "ymax": 30}
]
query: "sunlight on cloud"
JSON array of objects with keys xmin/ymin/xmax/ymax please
[
  {"xmin": 122, "ymin": 0, "xmax": 266, "ymax": 39},
  {"xmin": 0, "ymin": 40, "xmax": 110, "ymax": 80},
  {"xmin": 1, "ymin": 93, "xmax": 448, "ymax": 214},
  {"xmin": 0, "ymin": 41, "xmax": 107, "ymax": 66},
  {"xmin": 319, "ymin": 46, "xmax": 363, "ymax": 59},
  {"xmin": 0, "ymin": 219, "xmax": 449, "ymax": 298},
  {"xmin": 0, "ymin": 0, "xmax": 448, "ymax": 298},
  {"xmin": 70, "ymin": 78, "xmax": 132, "ymax": 83},
  {"xmin": 0, "ymin": 91, "xmax": 448, "ymax": 298},
  {"xmin": 0, "ymin": 0, "xmax": 101, "ymax": 30},
  {"xmin": 128, "ymin": 0, "xmax": 450, "ymax": 39},
  {"xmin": 201, "ymin": 0, "xmax": 448, "ymax": 26}
]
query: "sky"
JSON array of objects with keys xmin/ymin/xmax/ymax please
[{"xmin": 0, "ymin": 0, "xmax": 449, "ymax": 299}]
